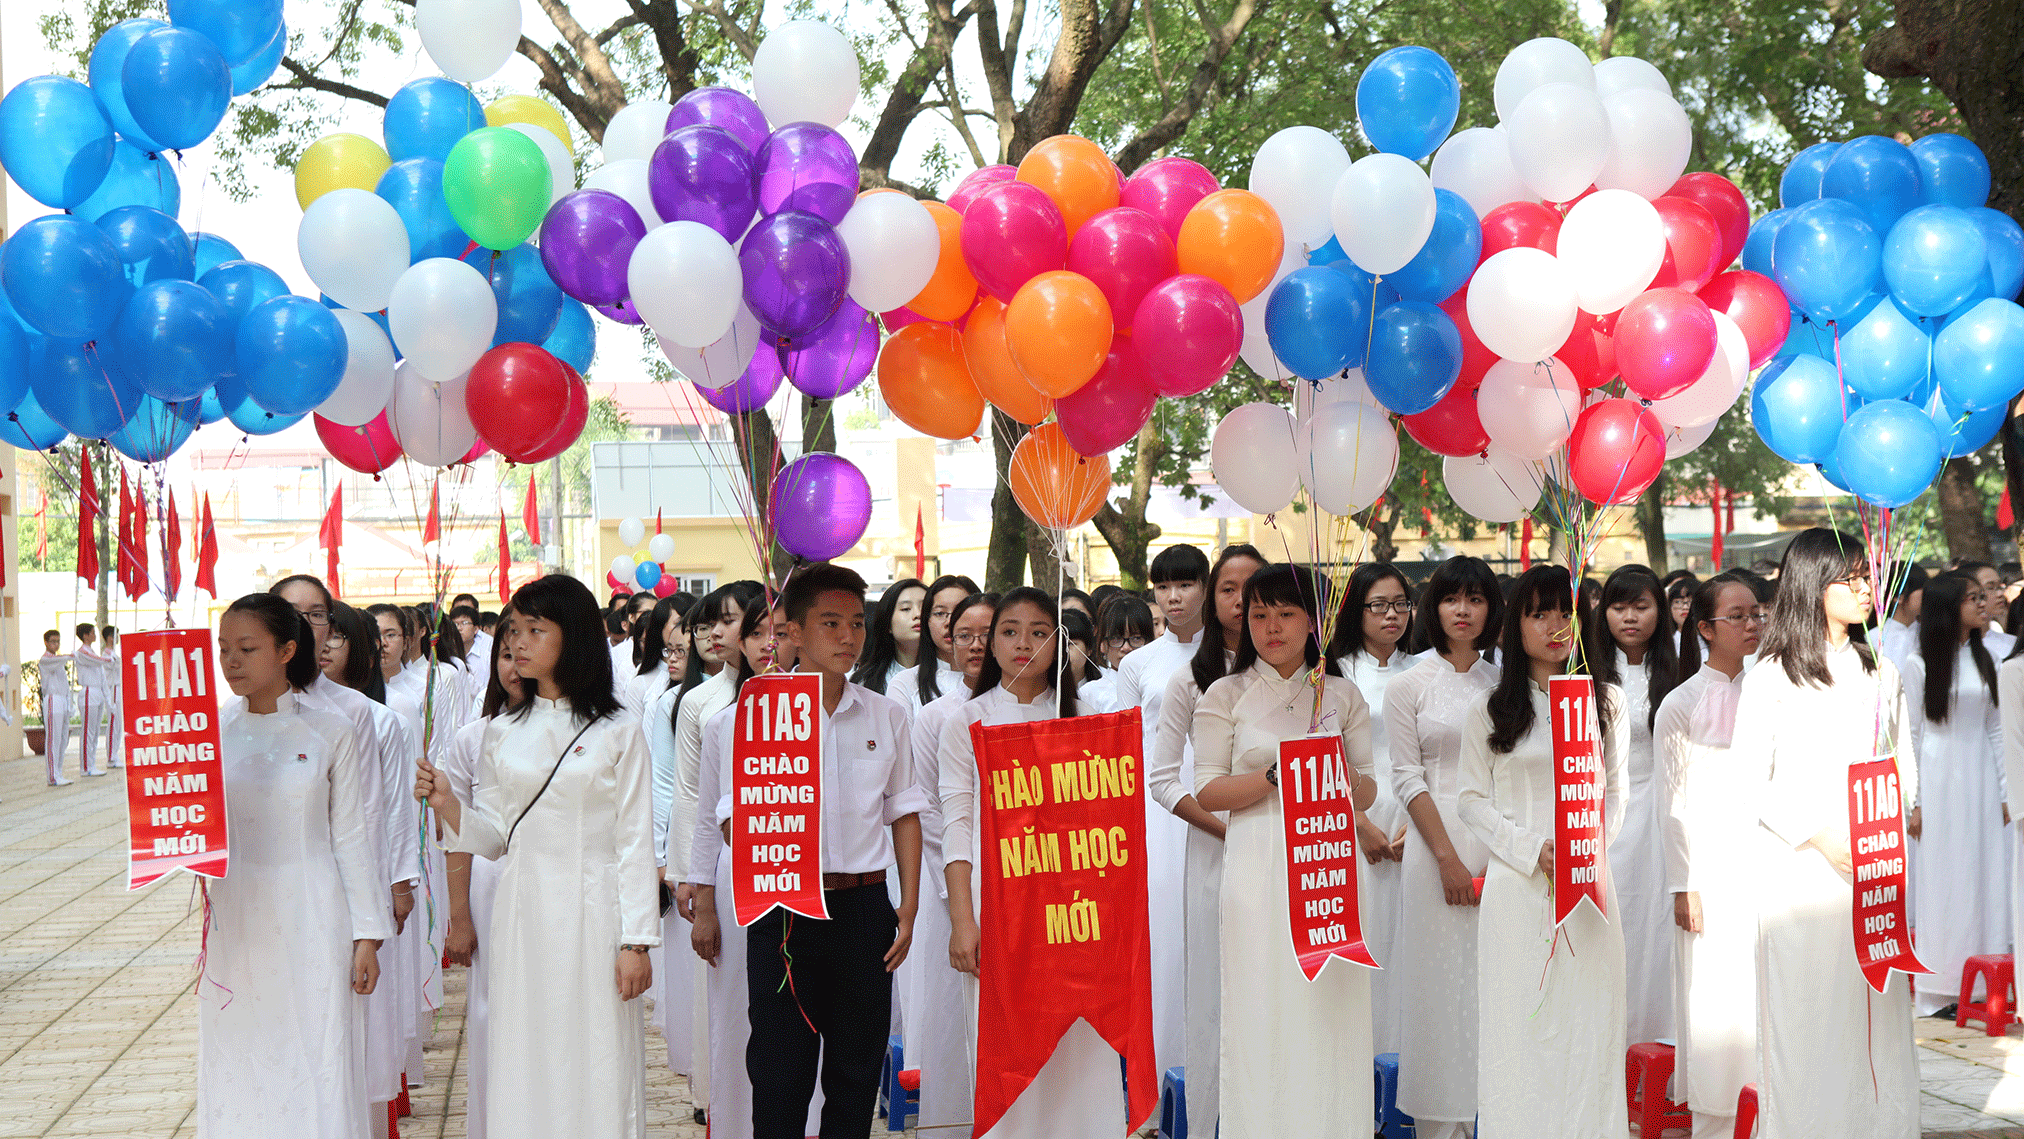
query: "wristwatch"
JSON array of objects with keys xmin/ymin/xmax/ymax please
[
  {"xmin": 619, "ymin": 944, "xmax": 651, "ymax": 954},
  {"xmin": 1264, "ymin": 763, "xmax": 1279, "ymax": 787}
]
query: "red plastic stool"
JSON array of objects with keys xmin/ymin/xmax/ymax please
[
  {"xmin": 1734, "ymin": 1082, "xmax": 1757, "ymax": 1138},
  {"xmin": 1626, "ymin": 1042, "xmax": 1692, "ymax": 1137},
  {"xmin": 1957, "ymin": 953, "xmax": 2016, "ymax": 1036}
]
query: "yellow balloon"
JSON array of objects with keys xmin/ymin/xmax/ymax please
[
  {"xmin": 486, "ymin": 95, "xmax": 573, "ymax": 153},
  {"xmin": 294, "ymin": 133, "xmax": 393, "ymax": 210},
  {"xmin": 634, "ymin": 547, "xmax": 652, "ymax": 566}
]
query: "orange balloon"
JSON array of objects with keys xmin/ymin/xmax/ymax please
[
  {"xmin": 1017, "ymin": 135, "xmax": 1120, "ymax": 237},
  {"xmin": 1175, "ymin": 189, "xmax": 1285, "ymax": 303},
  {"xmin": 908, "ymin": 202, "xmax": 979, "ymax": 322},
  {"xmin": 877, "ymin": 323, "xmax": 986, "ymax": 440},
  {"xmin": 1009, "ymin": 422, "xmax": 1111, "ymax": 530},
  {"xmin": 1003, "ymin": 271, "xmax": 1112, "ymax": 398},
  {"xmin": 963, "ymin": 297, "xmax": 1054, "ymax": 425}
]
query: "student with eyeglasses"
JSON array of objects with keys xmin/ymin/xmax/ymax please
[
  {"xmin": 1097, "ymin": 594, "xmax": 1155, "ymax": 669},
  {"xmin": 906, "ymin": 575, "xmax": 981, "ymax": 713}
]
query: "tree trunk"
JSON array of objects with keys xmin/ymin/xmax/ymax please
[
  {"xmin": 1088, "ymin": 420, "xmax": 1163, "ymax": 587},
  {"xmin": 1935, "ymin": 455, "xmax": 1994, "ymax": 563},
  {"xmin": 985, "ymin": 410, "xmax": 1029, "ymax": 592},
  {"xmin": 1026, "ymin": 523, "xmax": 1078, "ymax": 591},
  {"xmin": 1636, "ymin": 472, "xmax": 1670, "ymax": 574},
  {"xmin": 731, "ymin": 409, "xmax": 794, "ymax": 576},
  {"xmin": 800, "ymin": 394, "xmax": 836, "ymax": 455}
]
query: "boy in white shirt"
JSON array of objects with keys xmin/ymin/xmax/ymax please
[
  {"xmin": 38, "ymin": 630, "xmax": 74, "ymax": 785},
  {"xmin": 72, "ymin": 624, "xmax": 115, "ymax": 777}
]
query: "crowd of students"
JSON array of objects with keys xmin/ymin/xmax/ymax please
[
  {"xmin": 189, "ymin": 526, "xmax": 1953, "ymax": 1139},
  {"xmin": 37, "ymin": 622, "xmax": 122, "ymax": 784}
]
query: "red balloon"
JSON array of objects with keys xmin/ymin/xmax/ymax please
[
  {"xmin": 459, "ymin": 438, "xmax": 492, "ymax": 464},
  {"xmin": 1055, "ymin": 334, "xmax": 1156, "ymax": 455},
  {"xmin": 1566, "ymin": 398, "xmax": 1666, "ymax": 506},
  {"xmin": 514, "ymin": 364, "xmax": 591, "ymax": 463},
  {"xmin": 1698, "ymin": 269, "xmax": 1792, "ymax": 370},
  {"xmin": 1667, "ymin": 172, "xmax": 1751, "ymax": 269},
  {"xmin": 1438, "ymin": 290, "xmax": 1499, "ymax": 390},
  {"xmin": 1133, "ymin": 274, "xmax": 1241, "ymax": 397},
  {"xmin": 316, "ymin": 410, "xmax": 402, "ymax": 475},
  {"xmin": 1402, "ymin": 383, "xmax": 1489, "ymax": 457},
  {"xmin": 1119, "ymin": 156, "xmax": 1220, "ymax": 241},
  {"xmin": 1551, "ymin": 185, "xmax": 1600, "ymax": 215},
  {"xmin": 1068, "ymin": 207, "xmax": 1177, "ymax": 327},
  {"xmin": 653, "ymin": 575, "xmax": 681, "ymax": 597},
  {"xmin": 946, "ymin": 165, "xmax": 1017, "ymax": 214},
  {"xmin": 468, "ymin": 342, "xmax": 572, "ymax": 458},
  {"xmin": 1479, "ymin": 202, "xmax": 1563, "ymax": 262},
  {"xmin": 606, "ymin": 571, "xmax": 633, "ymax": 594},
  {"xmin": 1650, "ymin": 196, "xmax": 1725, "ymax": 293},
  {"xmin": 880, "ymin": 306, "xmax": 926, "ymax": 332},
  {"xmin": 1554, "ymin": 310, "xmax": 1612, "ymax": 390},
  {"xmin": 960, "ymin": 181, "xmax": 1069, "ymax": 303},
  {"xmin": 1615, "ymin": 288, "xmax": 1720, "ymax": 401}
]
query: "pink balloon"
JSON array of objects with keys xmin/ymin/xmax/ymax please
[
  {"xmin": 1133, "ymin": 274, "xmax": 1242, "ymax": 397},
  {"xmin": 1120, "ymin": 157, "xmax": 1220, "ymax": 241},
  {"xmin": 653, "ymin": 574, "xmax": 681, "ymax": 597},
  {"xmin": 1566, "ymin": 398, "xmax": 1666, "ymax": 506},
  {"xmin": 315, "ymin": 410, "xmax": 403, "ymax": 475},
  {"xmin": 1056, "ymin": 334, "xmax": 1157, "ymax": 455},
  {"xmin": 880, "ymin": 306, "xmax": 927, "ymax": 332},
  {"xmin": 947, "ymin": 165, "xmax": 1017, "ymax": 215},
  {"xmin": 606, "ymin": 571, "xmax": 633, "ymax": 595},
  {"xmin": 960, "ymin": 181, "xmax": 1069, "ymax": 303},
  {"xmin": 459, "ymin": 438, "xmax": 492, "ymax": 465},
  {"xmin": 1614, "ymin": 288, "xmax": 1719, "ymax": 401},
  {"xmin": 1067, "ymin": 208, "xmax": 1176, "ymax": 327}
]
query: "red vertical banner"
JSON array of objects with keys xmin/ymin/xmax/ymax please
[
  {"xmin": 1848, "ymin": 754, "xmax": 1930, "ymax": 992},
  {"xmin": 121, "ymin": 629, "xmax": 228, "ymax": 889},
  {"xmin": 972, "ymin": 709, "xmax": 1156, "ymax": 1139},
  {"xmin": 1278, "ymin": 734, "xmax": 1376, "ymax": 979},
  {"xmin": 730, "ymin": 672, "xmax": 827, "ymax": 926},
  {"xmin": 1550, "ymin": 675, "xmax": 1607, "ymax": 925}
]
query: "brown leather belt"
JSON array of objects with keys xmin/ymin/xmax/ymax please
[{"xmin": 822, "ymin": 871, "xmax": 885, "ymax": 890}]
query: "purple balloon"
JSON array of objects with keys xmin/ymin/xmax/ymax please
[
  {"xmin": 771, "ymin": 451, "xmax": 872, "ymax": 561},
  {"xmin": 697, "ymin": 346, "xmax": 782, "ymax": 414},
  {"xmin": 740, "ymin": 210, "xmax": 850, "ymax": 342},
  {"xmin": 538, "ymin": 190, "xmax": 645, "ymax": 307},
  {"xmin": 783, "ymin": 299, "xmax": 880, "ymax": 399},
  {"xmin": 595, "ymin": 297, "xmax": 644, "ymax": 325},
  {"xmin": 756, "ymin": 123, "xmax": 859, "ymax": 225},
  {"xmin": 648, "ymin": 125, "xmax": 758, "ymax": 243},
  {"xmin": 666, "ymin": 87, "xmax": 770, "ymax": 156}
]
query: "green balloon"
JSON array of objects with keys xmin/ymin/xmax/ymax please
[{"xmin": 442, "ymin": 126, "xmax": 552, "ymax": 251}]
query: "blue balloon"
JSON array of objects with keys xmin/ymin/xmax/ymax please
[
  {"xmin": 384, "ymin": 78, "xmax": 486, "ymax": 165},
  {"xmin": 1355, "ymin": 46, "xmax": 1460, "ymax": 163},
  {"xmin": 1328, "ymin": 259, "xmax": 1400, "ymax": 363},
  {"xmin": 543, "ymin": 298, "xmax": 597, "ymax": 373},
  {"xmin": 200, "ymin": 260, "xmax": 290, "ymax": 328},
  {"xmin": 1779, "ymin": 142, "xmax": 1840, "ymax": 209},
  {"xmin": 1883, "ymin": 204, "xmax": 1988, "ymax": 317},
  {"xmin": 1833, "ymin": 398, "xmax": 1943, "ymax": 508},
  {"xmin": 1307, "ymin": 236, "xmax": 1346, "ymax": 266},
  {"xmin": 227, "ymin": 396, "xmax": 306, "ymax": 436},
  {"xmin": 635, "ymin": 560, "xmax": 664, "ymax": 590},
  {"xmin": 121, "ymin": 27, "xmax": 230, "ymax": 151},
  {"xmin": 1775, "ymin": 308, "xmax": 1832, "ymax": 361},
  {"xmin": 1934, "ymin": 297, "xmax": 2024, "ymax": 412},
  {"xmin": 0, "ymin": 215, "xmax": 130, "ymax": 340},
  {"xmin": 87, "ymin": 19, "xmax": 170, "ymax": 152},
  {"xmin": 30, "ymin": 337, "xmax": 139, "ymax": 439},
  {"xmin": 3, "ymin": 387, "xmax": 69, "ymax": 451},
  {"xmin": 1264, "ymin": 268, "xmax": 1365, "ymax": 380},
  {"xmin": 1752, "ymin": 354, "xmax": 1849, "ymax": 464},
  {"xmin": 0, "ymin": 75, "xmax": 116, "ymax": 209},
  {"xmin": 1771, "ymin": 197, "xmax": 1881, "ymax": 324},
  {"xmin": 1388, "ymin": 190, "xmax": 1480, "ymax": 304},
  {"xmin": 377, "ymin": 158, "xmax": 473, "ymax": 262},
  {"xmin": 0, "ymin": 293, "xmax": 29, "ymax": 413},
  {"xmin": 1839, "ymin": 296, "xmax": 1930, "ymax": 401},
  {"xmin": 237, "ymin": 296, "xmax": 348, "ymax": 414},
  {"xmin": 1741, "ymin": 209, "xmax": 1792, "ymax": 277},
  {"xmin": 1815, "ymin": 450, "xmax": 1854, "ymax": 493},
  {"xmin": 1970, "ymin": 207, "xmax": 2024, "ymax": 302},
  {"xmin": 229, "ymin": 22, "xmax": 285, "ymax": 95},
  {"xmin": 192, "ymin": 232, "xmax": 243, "ymax": 276},
  {"xmin": 113, "ymin": 280, "xmax": 232, "ymax": 402},
  {"xmin": 1923, "ymin": 388, "xmax": 2004, "ymax": 458},
  {"xmin": 108, "ymin": 393, "xmax": 201, "ymax": 462},
  {"xmin": 1910, "ymin": 133, "xmax": 1990, "ymax": 209},
  {"xmin": 96, "ymin": 205, "xmax": 194, "ymax": 286},
  {"xmin": 73, "ymin": 140, "xmax": 181, "ymax": 222},
  {"xmin": 166, "ymin": 0, "xmax": 284, "ymax": 66},
  {"xmin": 1821, "ymin": 136, "xmax": 1923, "ymax": 238},
  {"xmin": 463, "ymin": 244, "xmax": 565, "ymax": 345},
  {"xmin": 1365, "ymin": 301, "xmax": 1463, "ymax": 415},
  {"xmin": 197, "ymin": 374, "xmax": 237, "ymax": 424}
]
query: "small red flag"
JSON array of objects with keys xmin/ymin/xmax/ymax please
[
  {"xmin": 914, "ymin": 504, "xmax": 926, "ymax": 580},
  {"xmin": 116, "ymin": 469, "xmax": 142, "ymax": 599},
  {"xmin": 522, "ymin": 478, "xmax": 542, "ymax": 547},
  {"xmin": 655, "ymin": 508, "xmax": 663, "ymax": 534},
  {"xmin": 320, "ymin": 485, "xmax": 344, "ymax": 597},
  {"xmin": 130, "ymin": 475, "xmax": 150, "ymax": 601},
  {"xmin": 1711, "ymin": 484, "xmax": 1726, "ymax": 568},
  {"xmin": 77, "ymin": 450, "xmax": 101, "ymax": 588},
  {"xmin": 498, "ymin": 511, "xmax": 512, "ymax": 603},
  {"xmin": 195, "ymin": 494, "xmax": 219, "ymax": 599},
  {"xmin": 422, "ymin": 479, "xmax": 441, "ymax": 548},
  {"xmin": 1519, "ymin": 516, "xmax": 1533, "ymax": 571},
  {"xmin": 164, "ymin": 487, "xmax": 183, "ymax": 601}
]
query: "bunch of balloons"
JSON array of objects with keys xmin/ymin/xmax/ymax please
[
  {"xmin": 1748, "ymin": 133, "xmax": 2024, "ymax": 507},
  {"xmin": 607, "ymin": 517, "xmax": 687, "ymax": 596}
]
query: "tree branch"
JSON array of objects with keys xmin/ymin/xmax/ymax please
[
  {"xmin": 681, "ymin": 0, "xmax": 759, "ymax": 60},
  {"xmin": 1114, "ymin": 0, "xmax": 1260, "ymax": 172},
  {"xmin": 530, "ymin": 0, "xmax": 629, "ymax": 110},
  {"xmin": 860, "ymin": 0, "xmax": 977, "ymax": 184},
  {"xmin": 516, "ymin": 36, "xmax": 617, "ymax": 139},
  {"xmin": 275, "ymin": 57, "xmax": 389, "ymax": 107}
]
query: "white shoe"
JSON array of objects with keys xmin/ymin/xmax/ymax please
[
  {"xmin": 48, "ymin": 776, "xmax": 74, "ymax": 786},
  {"xmin": 83, "ymin": 769, "xmax": 106, "ymax": 777}
]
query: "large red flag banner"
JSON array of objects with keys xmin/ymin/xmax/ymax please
[
  {"xmin": 1278, "ymin": 734, "xmax": 1377, "ymax": 979},
  {"xmin": 1848, "ymin": 754, "xmax": 1930, "ymax": 991},
  {"xmin": 971, "ymin": 709, "xmax": 1156, "ymax": 1139},
  {"xmin": 122, "ymin": 629, "xmax": 228, "ymax": 889},
  {"xmin": 730, "ymin": 672, "xmax": 827, "ymax": 925},
  {"xmin": 76, "ymin": 449, "xmax": 100, "ymax": 587},
  {"xmin": 194, "ymin": 494, "xmax": 219, "ymax": 599},
  {"xmin": 1551, "ymin": 676, "xmax": 1608, "ymax": 925}
]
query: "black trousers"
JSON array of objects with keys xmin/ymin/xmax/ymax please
[{"xmin": 746, "ymin": 882, "xmax": 897, "ymax": 1139}]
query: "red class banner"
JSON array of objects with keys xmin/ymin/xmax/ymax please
[
  {"xmin": 972, "ymin": 709, "xmax": 1157, "ymax": 1139},
  {"xmin": 731, "ymin": 672, "xmax": 827, "ymax": 926},
  {"xmin": 1551, "ymin": 676, "xmax": 1608, "ymax": 925},
  {"xmin": 1278, "ymin": 734, "xmax": 1377, "ymax": 980},
  {"xmin": 122, "ymin": 629, "xmax": 228, "ymax": 889},
  {"xmin": 1848, "ymin": 754, "xmax": 1930, "ymax": 992}
]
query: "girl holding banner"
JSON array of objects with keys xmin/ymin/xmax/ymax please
[
  {"xmin": 1193, "ymin": 563, "xmax": 1378, "ymax": 1138},
  {"xmin": 1458, "ymin": 564, "xmax": 1628, "ymax": 1138}
]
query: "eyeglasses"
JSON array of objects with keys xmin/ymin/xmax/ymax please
[
  {"xmin": 1709, "ymin": 612, "xmax": 1769, "ymax": 626},
  {"xmin": 1103, "ymin": 636, "xmax": 1148, "ymax": 651},
  {"xmin": 952, "ymin": 630, "xmax": 986, "ymax": 646},
  {"xmin": 1833, "ymin": 569, "xmax": 1874, "ymax": 587},
  {"xmin": 297, "ymin": 608, "xmax": 331, "ymax": 626},
  {"xmin": 1363, "ymin": 600, "xmax": 1414, "ymax": 616}
]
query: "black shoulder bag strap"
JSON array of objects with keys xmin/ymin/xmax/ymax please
[{"xmin": 505, "ymin": 715, "xmax": 599, "ymax": 847}]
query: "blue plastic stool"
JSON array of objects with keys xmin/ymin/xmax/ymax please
[
  {"xmin": 1157, "ymin": 1066, "xmax": 1187, "ymax": 1139},
  {"xmin": 1374, "ymin": 1053, "xmax": 1415, "ymax": 1139},
  {"xmin": 878, "ymin": 1035, "xmax": 919, "ymax": 1131}
]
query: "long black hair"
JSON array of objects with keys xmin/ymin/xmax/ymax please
[
  {"xmin": 1410, "ymin": 555, "xmax": 1502, "ymax": 658},
  {"xmin": 1485, "ymin": 565, "xmax": 1585, "ymax": 755},
  {"xmin": 225, "ymin": 592, "xmax": 319, "ymax": 691},
  {"xmin": 1229, "ymin": 564, "xmax": 1343, "ymax": 678},
  {"xmin": 1919, "ymin": 572, "xmax": 1999, "ymax": 723},
  {"xmin": 729, "ymin": 596, "xmax": 788, "ymax": 688},
  {"xmin": 1060, "ymin": 607, "xmax": 1105, "ymax": 683},
  {"xmin": 635, "ymin": 594, "xmax": 685, "ymax": 679},
  {"xmin": 1678, "ymin": 572, "xmax": 1756, "ymax": 677},
  {"xmin": 1327, "ymin": 562, "xmax": 1413, "ymax": 661},
  {"xmin": 915, "ymin": 574, "xmax": 980, "ymax": 704},
  {"xmin": 1097, "ymin": 594, "xmax": 1156, "ymax": 661},
  {"xmin": 428, "ymin": 610, "xmax": 467, "ymax": 670},
  {"xmin": 1584, "ymin": 564, "xmax": 1680, "ymax": 731},
  {"xmin": 1192, "ymin": 544, "xmax": 1269, "ymax": 693},
  {"xmin": 326, "ymin": 602, "xmax": 387, "ymax": 703},
  {"xmin": 969, "ymin": 586, "xmax": 1079, "ymax": 717},
  {"xmin": 1761, "ymin": 528, "xmax": 1874, "ymax": 688},
  {"xmin": 946, "ymin": 591, "xmax": 1001, "ymax": 698},
  {"xmin": 669, "ymin": 580, "xmax": 765, "ymax": 740},
  {"xmin": 481, "ymin": 605, "xmax": 523, "ymax": 719},
  {"xmin": 507, "ymin": 574, "xmax": 621, "ymax": 724},
  {"xmin": 852, "ymin": 578, "xmax": 926, "ymax": 694}
]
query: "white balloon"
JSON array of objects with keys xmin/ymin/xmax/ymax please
[
  {"xmin": 1430, "ymin": 127, "xmax": 1535, "ymax": 220},
  {"xmin": 1493, "ymin": 37, "xmax": 1595, "ymax": 120},
  {"xmin": 1296, "ymin": 399, "xmax": 1399, "ymax": 514},
  {"xmin": 660, "ymin": 303, "xmax": 761, "ymax": 390},
  {"xmin": 836, "ymin": 193, "xmax": 940, "ymax": 312},
  {"xmin": 1239, "ymin": 269, "xmax": 1300, "ymax": 381},
  {"xmin": 629, "ymin": 221, "xmax": 741, "ymax": 349},
  {"xmin": 1649, "ymin": 312, "xmax": 1750, "ymax": 428},
  {"xmin": 1593, "ymin": 88, "xmax": 1693, "ymax": 200},
  {"xmin": 319, "ymin": 310, "xmax": 397, "ymax": 426},
  {"xmin": 1211, "ymin": 402, "xmax": 1302, "ymax": 514},
  {"xmin": 611, "ymin": 554, "xmax": 636, "ymax": 581},
  {"xmin": 1329, "ymin": 153, "xmax": 1437, "ymax": 275},
  {"xmin": 1557, "ymin": 189, "xmax": 1665, "ymax": 314},
  {"xmin": 417, "ymin": 0, "xmax": 520, "ymax": 83},
  {"xmin": 387, "ymin": 361, "xmax": 478, "ymax": 466},
  {"xmin": 648, "ymin": 533, "xmax": 676, "ymax": 563},
  {"xmin": 1478, "ymin": 357, "xmax": 1583, "ymax": 459},
  {"xmin": 618, "ymin": 516, "xmax": 647, "ymax": 547},
  {"xmin": 582, "ymin": 159, "xmax": 663, "ymax": 228},
  {"xmin": 1250, "ymin": 126, "xmax": 1352, "ymax": 247},
  {"xmin": 1293, "ymin": 368, "xmax": 1378, "ymax": 422},
  {"xmin": 601, "ymin": 100, "xmax": 675, "ymax": 165},
  {"xmin": 1593, "ymin": 56, "xmax": 1673, "ymax": 100},
  {"xmin": 1662, "ymin": 416, "xmax": 1718, "ymax": 459},
  {"xmin": 1466, "ymin": 247, "xmax": 1579, "ymax": 362},
  {"xmin": 505, "ymin": 122, "xmax": 575, "ymax": 207},
  {"xmin": 388, "ymin": 258, "xmax": 498, "ymax": 382},
  {"xmin": 1444, "ymin": 445, "xmax": 1544, "ymax": 522},
  {"xmin": 1506, "ymin": 82, "xmax": 1613, "ymax": 203},
  {"xmin": 753, "ymin": 21, "xmax": 860, "ymax": 129},
  {"xmin": 298, "ymin": 189, "xmax": 410, "ymax": 313}
]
